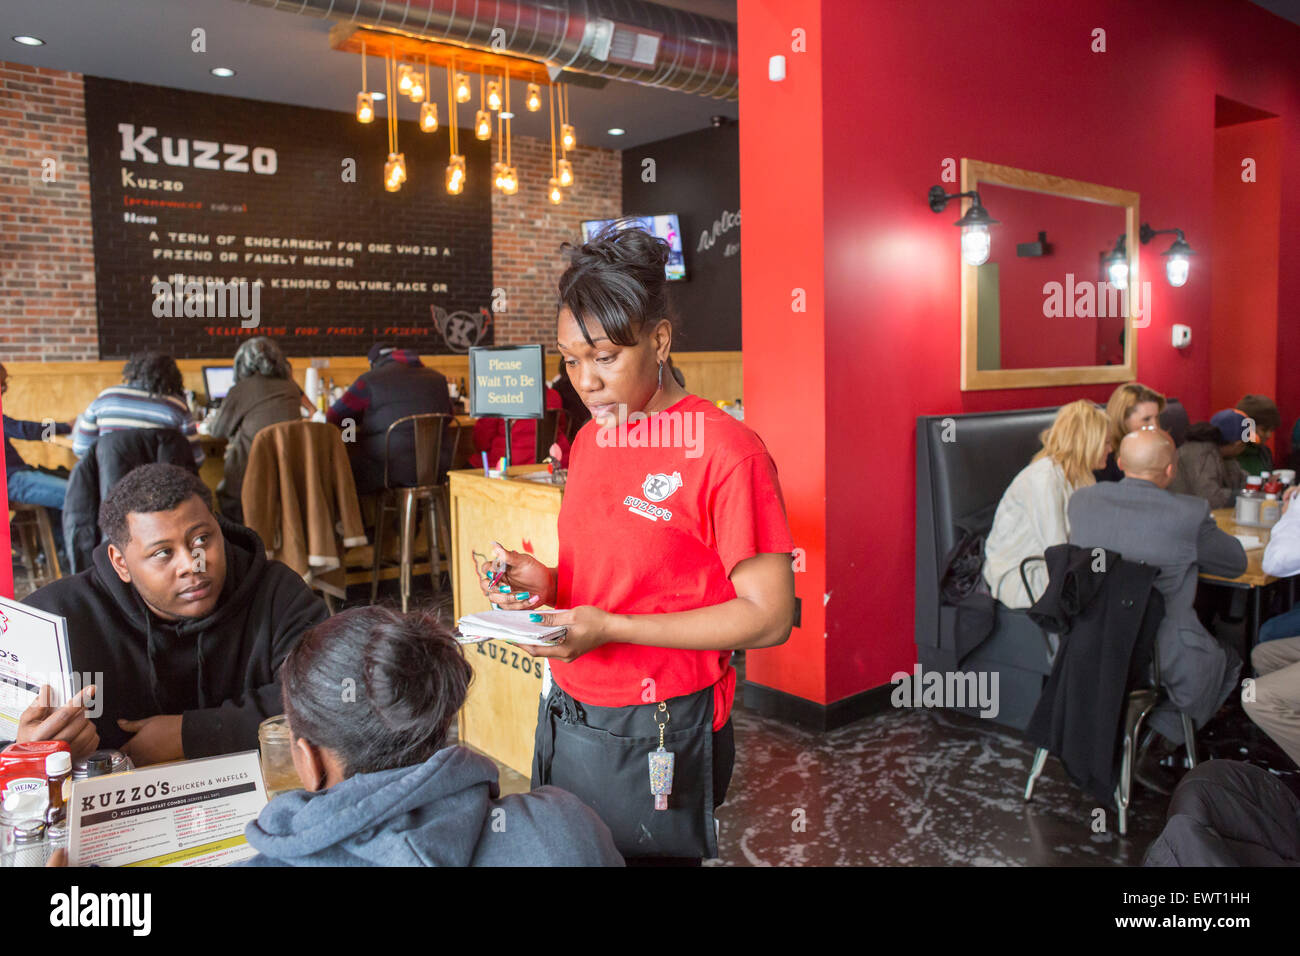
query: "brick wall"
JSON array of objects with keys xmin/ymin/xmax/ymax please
[
  {"xmin": 490, "ymin": 135, "xmax": 622, "ymax": 344},
  {"xmin": 0, "ymin": 62, "xmax": 620, "ymax": 360},
  {"xmin": 0, "ymin": 63, "xmax": 97, "ymax": 359}
]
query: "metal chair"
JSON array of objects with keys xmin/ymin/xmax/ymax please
[
  {"xmin": 370, "ymin": 413, "xmax": 460, "ymax": 612},
  {"xmin": 1019, "ymin": 556, "xmax": 1198, "ymax": 835},
  {"xmin": 9, "ymin": 502, "xmax": 62, "ymax": 591}
]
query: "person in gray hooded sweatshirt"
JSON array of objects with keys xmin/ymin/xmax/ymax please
[{"xmin": 240, "ymin": 606, "xmax": 623, "ymax": 867}]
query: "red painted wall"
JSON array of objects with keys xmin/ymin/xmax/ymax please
[
  {"xmin": 739, "ymin": 0, "xmax": 828, "ymax": 703},
  {"xmin": 1210, "ymin": 118, "xmax": 1282, "ymax": 427},
  {"xmin": 740, "ymin": 0, "xmax": 1300, "ymax": 706}
]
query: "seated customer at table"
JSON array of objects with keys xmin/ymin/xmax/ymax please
[
  {"xmin": 1095, "ymin": 381, "xmax": 1165, "ymax": 482},
  {"xmin": 1068, "ymin": 429, "xmax": 1246, "ymax": 791},
  {"xmin": 2, "ymin": 362, "xmax": 74, "ymax": 552},
  {"xmin": 239, "ymin": 605, "xmax": 623, "ymax": 867},
  {"xmin": 983, "ymin": 400, "xmax": 1110, "ymax": 608},
  {"xmin": 471, "ymin": 384, "xmax": 570, "ymax": 468},
  {"xmin": 23, "ymin": 463, "xmax": 328, "ymax": 766},
  {"xmin": 209, "ymin": 337, "xmax": 313, "ymax": 522},
  {"xmin": 1168, "ymin": 410, "xmax": 1249, "ymax": 509},
  {"xmin": 74, "ymin": 352, "xmax": 203, "ymax": 468},
  {"xmin": 1246, "ymin": 485, "xmax": 1300, "ymax": 766},
  {"xmin": 325, "ymin": 342, "xmax": 452, "ymax": 494},
  {"xmin": 1234, "ymin": 393, "xmax": 1281, "ymax": 476}
]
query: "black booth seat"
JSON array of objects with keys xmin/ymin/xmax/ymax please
[{"xmin": 913, "ymin": 400, "xmax": 1188, "ymax": 731}]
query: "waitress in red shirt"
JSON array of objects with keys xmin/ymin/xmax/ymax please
[{"xmin": 478, "ymin": 224, "xmax": 795, "ymax": 863}]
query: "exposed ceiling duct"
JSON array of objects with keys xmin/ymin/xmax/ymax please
[{"xmin": 238, "ymin": 0, "xmax": 738, "ymax": 101}]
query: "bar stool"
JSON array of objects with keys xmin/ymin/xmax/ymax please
[
  {"xmin": 370, "ymin": 413, "xmax": 460, "ymax": 612},
  {"xmin": 9, "ymin": 502, "xmax": 62, "ymax": 590}
]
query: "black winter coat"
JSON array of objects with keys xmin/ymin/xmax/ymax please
[
  {"xmin": 24, "ymin": 517, "xmax": 329, "ymax": 759},
  {"xmin": 62, "ymin": 427, "xmax": 198, "ymax": 573},
  {"xmin": 1025, "ymin": 543, "xmax": 1164, "ymax": 807}
]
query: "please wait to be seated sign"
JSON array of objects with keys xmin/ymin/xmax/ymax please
[{"xmin": 469, "ymin": 345, "xmax": 544, "ymax": 419}]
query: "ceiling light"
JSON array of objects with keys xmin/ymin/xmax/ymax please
[
  {"xmin": 210, "ymin": 67, "xmax": 236, "ymax": 78},
  {"xmin": 607, "ymin": 128, "xmax": 626, "ymax": 136},
  {"xmin": 420, "ymin": 101, "xmax": 438, "ymax": 132},
  {"xmin": 455, "ymin": 73, "xmax": 471, "ymax": 103},
  {"xmin": 356, "ymin": 92, "xmax": 374, "ymax": 124},
  {"xmin": 11, "ymin": 35, "xmax": 45, "ymax": 46},
  {"xmin": 526, "ymin": 84, "xmax": 541, "ymax": 112},
  {"xmin": 371, "ymin": 91, "xmax": 385, "ymax": 101},
  {"xmin": 500, "ymin": 111, "xmax": 515, "ymax": 120}
]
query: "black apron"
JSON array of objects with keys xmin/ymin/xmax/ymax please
[{"xmin": 531, "ymin": 681, "xmax": 734, "ymax": 860}]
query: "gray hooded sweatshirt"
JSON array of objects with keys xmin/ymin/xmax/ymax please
[{"xmin": 239, "ymin": 745, "xmax": 623, "ymax": 867}]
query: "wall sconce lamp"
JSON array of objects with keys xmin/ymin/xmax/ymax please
[
  {"xmin": 1103, "ymin": 234, "xmax": 1129, "ymax": 290},
  {"xmin": 928, "ymin": 186, "xmax": 999, "ymax": 266},
  {"xmin": 1140, "ymin": 223, "xmax": 1194, "ymax": 288}
]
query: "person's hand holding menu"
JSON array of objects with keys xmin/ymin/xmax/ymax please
[{"xmin": 0, "ymin": 597, "xmax": 75, "ymax": 741}]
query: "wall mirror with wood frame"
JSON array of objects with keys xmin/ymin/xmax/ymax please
[{"xmin": 960, "ymin": 158, "xmax": 1140, "ymax": 391}]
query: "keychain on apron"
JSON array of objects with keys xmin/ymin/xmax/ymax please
[{"xmin": 648, "ymin": 701, "xmax": 674, "ymax": 811}]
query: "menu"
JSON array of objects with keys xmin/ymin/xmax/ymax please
[
  {"xmin": 0, "ymin": 597, "xmax": 74, "ymax": 741},
  {"xmin": 68, "ymin": 751, "xmax": 267, "ymax": 867}
]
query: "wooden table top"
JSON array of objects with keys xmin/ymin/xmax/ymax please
[{"xmin": 1201, "ymin": 508, "xmax": 1279, "ymax": 588}]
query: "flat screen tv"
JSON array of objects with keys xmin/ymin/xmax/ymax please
[{"xmin": 581, "ymin": 213, "xmax": 686, "ymax": 281}]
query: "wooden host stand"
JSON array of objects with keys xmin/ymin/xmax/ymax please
[{"xmin": 449, "ymin": 465, "xmax": 562, "ymax": 777}]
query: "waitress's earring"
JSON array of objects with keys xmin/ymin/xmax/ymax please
[{"xmin": 657, "ymin": 360, "xmax": 664, "ymax": 391}]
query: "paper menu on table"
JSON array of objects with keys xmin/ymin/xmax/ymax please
[
  {"xmin": 1233, "ymin": 534, "xmax": 1264, "ymax": 550},
  {"xmin": 455, "ymin": 609, "xmax": 567, "ymax": 646},
  {"xmin": 0, "ymin": 596, "xmax": 74, "ymax": 740},
  {"xmin": 69, "ymin": 750, "xmax": 268, "ymax": 867}
]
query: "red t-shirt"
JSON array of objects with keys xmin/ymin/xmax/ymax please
[{"xmin": 551, "ymin": 394, "xmax": 794, "ymax": 730}]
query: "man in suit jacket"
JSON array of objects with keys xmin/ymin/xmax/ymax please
[{"xmin": 1067, "ymin": 428, "xmax": 1246, "ymax": 790}]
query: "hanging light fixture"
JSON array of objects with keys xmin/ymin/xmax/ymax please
[
  {"xmin": 500, "ymin": 67, "xmax": 517, "ymax": 194},
  {"xmin": 487, "ymin": 77, "xmax": 502, "ymax": 112},
  {"xmin": 397, "ymin": 63, "xmax": 414, "ymax": 95},
  {"xmin": 556, "ymin": 82, "xmax": 575, "ymax": 188},
  {"xmin": 527, "ymin": 83, "xmax": 542, "ymax": 112},
  {"xmin": 547, "ymin": 80, "xmax": 562, "ymax": 204},
  {"xmin": 384, "ymin": 47, "xmax": 403, "ymax": 192},
  {"xmin": 419, "ymin": 55, "xmax": 437, "ymax": 131},
  {"xmin": 475, "ymin": 73, "xmax": 491, "ymax": 140},
  {"xmin": 1103, "ymin": 234, "xmax": 1129, "ymax": 290},
  {"xmin": 927, "ymin": 186, "xmax": 999, "ymax": 266},
  {"xmin": 355, "ymin": 39, "xmax": 374, "ymax": 123},
  {"xmin": 455, "ymin": 72, "xmax": 471, "ymax": 103},
  {"xmin": 560, "ymin": 83, "xmax": 576, "ymax": 150},
  {"xmin": 1140, "ymin": 223, "xmax": 1195, "ymax": 288},
  {"xmin": 445, "ymin": 59, "xmax": 464, "ymax": 195}
]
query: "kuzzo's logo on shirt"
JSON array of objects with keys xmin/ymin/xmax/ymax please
[{"xmin": 624, "ymin": 472, "xmax": 682, "ymax": 522}]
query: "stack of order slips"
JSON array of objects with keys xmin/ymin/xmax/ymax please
[{"xmin": 454, "ymin": 609, "xmax": 567, "ymax": 645}]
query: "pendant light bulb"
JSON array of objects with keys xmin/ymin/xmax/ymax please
[
  {"xmin": 456, "ymin": 73, "xmax": 472, "ymax": 103},
  {"xmin": 527, "ymin": 83, "xmax": 542, "ymax": 112},
  {"xmin": 408, "ymin": 77, "xmax": 425, "ymax": 102},
  {"xmin": 384, "ymin": 158, "xmax": 401, "ymax": 192},
  {"xmin": 420, "ymin": 101, "xmax": 438, "ymax": 132},
  {"xmin": 397, "ymin": 64, "xmax": 413, "ymax": 94},
  {"xmin": 356, "ymin": 91, "xmax": 374, "ymax": 124},
  {"xmin": 487, "ymin": 80, "xmax": 502, "ymax": 111},
  {"xmin": 960, "ymin": 224, "xmax": 991, "ymax": 267},
  {"xmin": 557, "ymin": 158, "xmax": 573, "ymax": 188},
  {"xmin": 446, "ymin": 154, "xmax": 466, "ymax": 195},
  {"xmin": 561, "ymin": 123, "xmax": 576, "ymax": 151},
  {"xmin": 475, "ymin": 110, "xmax": 492, "ymax": 140},
  {"xmin": 548, "ymin": 176, "xmax": 563, "ymax": 204}
]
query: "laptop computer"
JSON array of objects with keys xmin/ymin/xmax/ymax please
[{"xmin": 202, "ymin": 366, "xmax": 236, "ymax": 407}]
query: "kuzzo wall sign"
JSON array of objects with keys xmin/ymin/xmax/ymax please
[{"xmin": 85, "ymin": 77, "xmax": 495, "ymax": 358}]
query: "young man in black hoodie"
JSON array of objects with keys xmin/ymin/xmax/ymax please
[{"xmin": 23, "ymin": 463, "xmax": 329, "ymax": 766}]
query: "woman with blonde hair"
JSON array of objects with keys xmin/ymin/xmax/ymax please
[
  {"xmin": 983, "ymin": 400, "xmax": 1111, "ymax": 608},
  {"xmin": 1096, "ymin": 382, "xmax": 1166, "ymax": 481}
]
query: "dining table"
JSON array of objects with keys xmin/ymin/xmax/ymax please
[{"xmin": 1200, "ymin": 507, "xmax": 1298, "ymax": 654}]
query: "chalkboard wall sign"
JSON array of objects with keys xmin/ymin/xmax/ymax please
[
  {"xmin": 83, "ymin": 76, "xmax": 495, "ymax": 359},
  {"xmin": 469, "ymin": 345, "xmax": 544, "ymax": 418},
  {"xmin": 621, "ymin": 124, "xmax": 739, "ymax": 351}
]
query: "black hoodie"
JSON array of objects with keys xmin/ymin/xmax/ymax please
[{"xmin": 23, "ymin": 516, "xmax": 329, "ymax": 759}]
